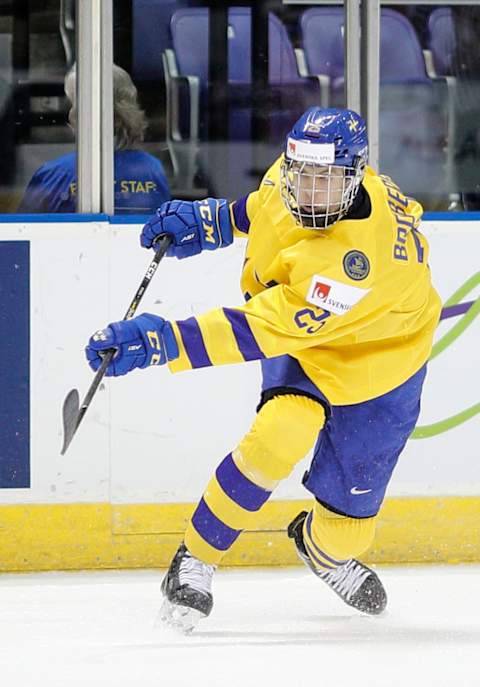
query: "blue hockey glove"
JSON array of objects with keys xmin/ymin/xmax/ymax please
[
  {"xmin": 140, "ymin": 198, "xmax": 233, "ymax": 259},
  {"xmin": 85, "ymin": 313, "xmax": 179, "ymax": 377}
]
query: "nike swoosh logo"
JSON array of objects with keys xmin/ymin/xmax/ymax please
[{"xmin": 350, "ymin": 487, "xmax": 372, "ymax": 495}]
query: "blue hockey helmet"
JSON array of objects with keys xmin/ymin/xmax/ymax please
[{"xmin": 280, "ymin": 107, "xmax": 368, "ymax": 229}]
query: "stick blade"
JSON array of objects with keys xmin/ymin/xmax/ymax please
[{"xmin": 61, "ymin": 388, "xmax": 80, "ymax": 455}]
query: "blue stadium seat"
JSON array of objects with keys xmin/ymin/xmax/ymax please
[
  {"xmin": 300, "ymin": 6, "xmax": 431, "ymax": 105},
  {"xmin": 427, "ymin": 7, "xmax": 456, "ymax": 77},
  {"xmin": 133, "ymin": 0, "xmax": 181, "ymax": 83},
  {"xmin": 170, "ymin": 6, "xmax": 306, "ymax": 86},
  {"xmin": 299, "ymin": 7, "xmax": 449, "ymax": 198},
  {"xmin": 163, "ymin": 7, "xmax": 319, "ymax": 196},
  {"xmin": 169, "ymin": 7, "xmax": 316, "ymax": 138}
]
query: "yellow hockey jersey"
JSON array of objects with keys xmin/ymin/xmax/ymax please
[{"xmin": 168, "ymin": 157, "xmax": 442, "ymax": 405}]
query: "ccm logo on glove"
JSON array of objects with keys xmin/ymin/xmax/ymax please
[
  {"xmin": 86, "ymin": 314, "xmax": 179, "ymax": 377},
  {"xmin": 147, "ymin": 329, "xmax": 162, "ymax": 366},
  {"xmin": 198, "ymin": 199, "xmax": 216, "ymax": 245},
  {"xmin": 140, "ymin": 198, "xmax": 233, "ymax": 260}
]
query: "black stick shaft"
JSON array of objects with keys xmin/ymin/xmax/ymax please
[
  {"xmin": 122, "ymin": 236, "xmax": 171, "ymax": 320},
  {"xmin": 63, "ymin": 235, "xmax": 171, "ymax": 452}
]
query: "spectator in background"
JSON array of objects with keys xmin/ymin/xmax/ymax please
[{"xmin": 17, "ymin": 64, "xmax": 171, "ymax": 214}]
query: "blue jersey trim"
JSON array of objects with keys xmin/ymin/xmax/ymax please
[
  {"xmin": 222, "ymin": 307, "xmax": 266, "ymax": 361},
  {"xmin": 176, "ymin": 317, "xmax": 213, "ymax": 369}
]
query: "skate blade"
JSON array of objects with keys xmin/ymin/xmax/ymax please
[{"xmin": 155, "ymin": 598, "xmax": 205, "ymax": 635}]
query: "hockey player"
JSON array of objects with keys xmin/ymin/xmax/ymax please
[{"xmin": 86, "ymin": 108, "xmax": 442, "ymax": 633}]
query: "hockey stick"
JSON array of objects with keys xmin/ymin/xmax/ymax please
[{"xmin": 60, "ymin": 235, "xmax": 172, "ymax": 455}]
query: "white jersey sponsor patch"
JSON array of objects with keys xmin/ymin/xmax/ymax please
[
  {"xmin": 287, "ymin": 138, "xmax": 335, "ymax": 165},
  {"xmin": 306, "ymin": 275, "xmax": 371, "ymax": 316}
]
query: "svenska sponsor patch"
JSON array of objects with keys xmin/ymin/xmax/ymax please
[
  {"xmin": 306, "ymin": 275, "xmax": 370, "ymax": 316},
  {"xmin": 287, "ymin": 138, "xmax": 335, "ymax": 164}
]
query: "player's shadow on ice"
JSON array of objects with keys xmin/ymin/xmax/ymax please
[
  {"xmin": 133, "ymin": 618, "xmax": 480, "ymax": 650},
  {"xmin": 186, "ymin": 624, "xmax": 480, "ymax": 647}
]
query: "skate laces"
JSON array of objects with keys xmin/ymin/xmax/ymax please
[
  {"xmin": 179, "ymin": 552, "xmax": 215, "ymax": 595},
  {"xmin": 320, "ymin": 559, "xmax": 371, "ymax": 601}
]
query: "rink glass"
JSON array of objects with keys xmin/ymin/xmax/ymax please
[{"xmin": 1, "ymin": 2, "xmax": 479, "ymax": 214}]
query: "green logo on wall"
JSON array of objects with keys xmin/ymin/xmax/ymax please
[{"xmin": 412, "ymin": 272, "xmax": 480, "ymax": 439}]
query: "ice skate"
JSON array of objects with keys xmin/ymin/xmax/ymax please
[
  {"xmin": 288, "ymin": 511, "xmax": 387, "ymax": 615},
  {"xmin": 159, "ymin": 543, "xmax": 215, "ymax": 634}
]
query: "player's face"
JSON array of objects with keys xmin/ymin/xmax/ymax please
[
  {"xmin": 280, "ymin": 155, "xmax": 362, "ymax": 229},
  {"xmin": 295, "ymin": 164, "xmax": 346, "ymax": 214}
]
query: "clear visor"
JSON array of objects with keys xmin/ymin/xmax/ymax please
[{"xmin": 280, "ymin": 159, "xmax": 362, "ymax": 229}]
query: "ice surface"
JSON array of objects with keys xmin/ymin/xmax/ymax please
[{"xmin": 0, "ymin": 565, "xmax": 479, "ymax": 687}]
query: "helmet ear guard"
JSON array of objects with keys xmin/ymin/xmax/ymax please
[{"xmin": 280, "ymin": 108, "xmax": 368, "ymax": 229}]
